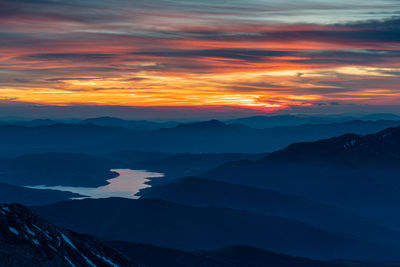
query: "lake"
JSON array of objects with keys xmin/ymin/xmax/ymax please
[{"xmin": 27, "ymin": 169, "xmax": 164, "ymax": 199}]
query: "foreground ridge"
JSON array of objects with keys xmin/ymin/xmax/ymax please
[{"xmin": 0, "ymin": 203, "xmax": 134, "ymax": 267}]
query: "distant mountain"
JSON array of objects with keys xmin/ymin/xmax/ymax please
[
  {"xmin": 266, "ymin": 125, "xmax": 400, "ymax": 165},
  {"xmin": 257, "ymin": 120, "xmax": 400, "ymax": 149},
  {"xmin": 204, "ymin": 125, "xmax": 400, "ymax": 227},
  {"xmin": 167, "ymin": 119, "xmax": 251, "ymax": 132},
  {"xmin": 139, "ymin": 177, "xmax": 400, "ymax": 246},
  {"xmin": 0, "ymin": 203, "xmax": 134, "ymax": 266},
  {"xmin": 0, "ymin": 119, "xmax": 400, "ymax": 154},
  {"xmin": 0, "ymin": 123, "xmax": 127, "ymax": 156},
  {"xmin": 226, "ymin": 114, "xmax": 400, "ymax": 129},
  {"xmin": 0, "ymin": 152, "xmax": 118, "ymax": 187},
  {"xmin": 226, "ymin": 115, "xmax": 345, "ymax": 128},
  {"xmin": 0, "ymin": 119, "xmax": 61, "ymax": 127},
  {"xmin": 360, "ymin": 113, "xmax": 400, "ymax": 121},
  {"xmin": 106, "ymin": 151, "xmax": 267, "ymax": 181},
  {"xmin": 103, "ymin": 150, "xmax": 173, "ymax": 165},
  {"xmin": 111, "ymin": 120, "xmax": 254, "ymax": 153},
  {"xmin": 113, "ymin": 119, "xmax": 400, "ymax": 153},
  {"xmin": 0, "ymin": 182, "xmax": 83, "ymax": 206},
  {"xmin": 12, "ymin": 119, "xmax": 59, "ymax": 127},
  {"xmin": 108, "ymin": 241, "xmax": 389, "ymax": 267},
  {"xmin": 31, "ymin": 198, "xmax": 400, "ymax": 261},
  {"xmin": 0, "ymin": 150, "xmax": 265, "ymax": 189},
  {"xmin": 80, "ymin": 116, "xmax": 178, "ymax": 131}
]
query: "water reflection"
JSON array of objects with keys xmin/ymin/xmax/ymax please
[{"xmin": 27, "ymin": 169, "xmax": 164, "ymax": 199}]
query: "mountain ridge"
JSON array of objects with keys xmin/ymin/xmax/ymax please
[
  {"xmin": 204, "ymin": 125, "xmax": 400, "ymax": 227},
  {"xmin": 31, "ymin": 197, "xmax": 400, "ymax": 261},
  {"xmin": 0, "ymin": 203, "xmax": 135, "ymax": 266}
]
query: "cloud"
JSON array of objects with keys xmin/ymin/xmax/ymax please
[
  {"xmin": 0, "ymin": 0, "xmax": 399, "ymax": 113},
  {"xmin": 20, "ymin": 53, "xmax": 118, "ymax": 62},
  {"xmin": 0, "ymin": 102, "xmax": 271, "ymax": 120},
  {"xmin": 131, "ymin": 49, "xmax": 292, "ymax": 62}
]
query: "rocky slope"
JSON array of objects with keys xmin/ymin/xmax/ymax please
[{"xmin": 0, "ymin": 203, "xmax": 134, "ymax": 267}]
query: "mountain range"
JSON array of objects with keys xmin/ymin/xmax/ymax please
[
  {"xmin": 1, "ymin": 118, "xmax": 400, "ymax": 155},
  {"xmin": 0, "ymin": 153, "xmax": 118, "ymax": 187},
  {"xmin": 112, "ymin": 119, "xmax": 400, "ymax": 153},
  {"xmin": 31, "ymin": 197, "xmax": 400, "ymax": 261},
  {"xmin": 204, "ymin": 125, "xmax": 400, "ymax": 228},
  {"xmin": 226, "ymin": 114, "xmax": 400, "ymax": 129},
  {"xmin": 138, "ymin": 177, "xmax": 400, "ymax": 246},
  {"xmin": 3, "ymin": 202, "xmax": 391, "ymax": 267},
  {"xmin": 79, "ymin": 117, "xmax": 178, "ymax": 131},
  {"xmin": 108, "ymin": 241, "xmax": 392, "ymax": 267},
  {"xmin": 0, "ymin": 182, "xmax": 84, "ymax": 206},
  {"xmin": 3, "ymin": 116, "xmax": 400, "ymax": 265}
]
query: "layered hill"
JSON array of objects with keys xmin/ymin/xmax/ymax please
[
  {"xmin": 0, "ymin": 153, "xmax": 118, "ymax": 187},
  {"xmin": 31, "ymin": 198, "xmax": 400, "ymax": 261},
  {"xmin": 1, "ymin": 202, "xmax": 389, "ymax": 266},
  {"xmin": 1, "ymin": 119, "xmax": 400, "ymax": 155},
  {"xmin": 139, "ymin": 177, "xmax": 400, "ymax": 246},
  {"xmin": 226, "ymin": 114, "xmax": 400, "ymax": 129},
  {"xmin": 0, "ymin": 183, "xmax": 83, "ymax": 206},
  {"xmin": 79, "ymin": 117, "xmax": 178, "ymax": 131},
  {"xmin": 108, "ymin": 241, "xmax": 391, "ymax": 267},
  {"xmin": 204, "ymin": 126, "xmax": 400, "ymax": 227},
  {"xmin": 0, "ymin": 123, "xmax": 127, "ymax": 156}
]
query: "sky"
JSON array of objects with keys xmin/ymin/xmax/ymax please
[{"xmin": 0, "ymin": 0, "xmax": 399, "ymax": 118}]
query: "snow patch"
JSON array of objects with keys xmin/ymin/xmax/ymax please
[
  {"xmin": 44, "ymin": 231, "xmax": 53, "ymax": 240},
  {"xmin": 60, "ymin": 232, "xmax": 78, "ymax": 250},
  {"xmin": 96, "ymin": 254, "xmax": 120, "ymax": 267},
  {"xmin": 344, "ymin": 139, "xmax": 357, "ymax": 150},
  {"xmin": 32, "ymin": 224, "xmax": 42, "ymax": 231},
  {"xmin": 32, "ymin": 239, "xmax": 40, "ymax": 246},
  {"xmin": 60, "ymin": 231, "xmax": 96, "ymax": 267},
  {"xmin": 9, "ymin": 227, "xmax": 19, "ymax": 236},
  {"xmin": 25, "ymin": 226, "xmax": 35, "ymax": 236},
  {"xmin": 81, "ymin": 254, "xmax": 97, "ymax": 267},
  {"xmin": 32, "ymin": 224, "xmax": 52, "ymax": 239},
  {"xmin": 64, "ymin": 256, "xmax": 76, "ymax": 267},
  {"xmin": 0, "ymin": 210, "xmax": 6, "ymax": 215},
  {"xmin": 2, "ymin": 207, "xmax": 10, "ymax": 212}
]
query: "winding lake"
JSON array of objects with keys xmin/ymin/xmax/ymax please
[{"xmin": 27, "ymin": 169, "xmax": 164, "ymax": 199}]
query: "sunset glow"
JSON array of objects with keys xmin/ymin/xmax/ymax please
[{"xmin": 1, "ymin": 0, "xmax": 399, "ymax": 116}]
